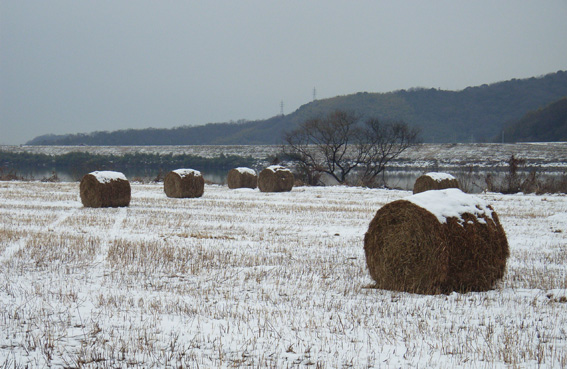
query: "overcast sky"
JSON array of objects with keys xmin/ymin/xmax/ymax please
[{"xmin": 2, "ymin": 1, "xmax": 567, "ymax": 144}]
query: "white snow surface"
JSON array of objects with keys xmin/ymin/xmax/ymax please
[
  {"xmin": 90, "ymin": 170, "xmax": 127, "ymax": 183},
  {"xmin": 5, "ymin": 143, "xmax": 567, "ymax": 169},
  {"xmin": 235, "ymin": 167, "xmax": 256, "ymax": 175},
  {"xmin": 424, "ymin": 172, "xmax": 456, "ymax": 181},
  {"xmin": 406, "ymin": 188, "xmax": 494, "ymax": 224},
  {"xmin": 1, "ymin": 182, "xmax": 567, "ymax": 368},
  {"xmin": 173, "ymin": 168, "xmax": 202, "ymax": 178},
  {"xmin": 266, "ymin": 165, "xmax": 290, "ymax": 172}
]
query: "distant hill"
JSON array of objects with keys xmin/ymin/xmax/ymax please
[
  {"xmin": 27, "ymin": 70, "xmax": 567, "ymax": 145},
  {"xmin": 501, "ymin": 98, "xmax": 567, "ymax": 142}
]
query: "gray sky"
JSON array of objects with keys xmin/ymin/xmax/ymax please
[{"xmin": 2, "ymin": 1, "xmax": 567, "ymax": 145}]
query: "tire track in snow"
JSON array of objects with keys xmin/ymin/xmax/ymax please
[
  {"xmin": 49, "ymin": 207, "xmax": 81, "ymax": 229},
  {"xmin": 0, "ymin": 207, "xmax": 80, "ymax": 263},
  {"xmin": 94, "ymin": 207, "xmax": 128, "ymax": 266},
  {"xmin": 111, "ymin": 207, "xmax": 128, "ymax": 236}
]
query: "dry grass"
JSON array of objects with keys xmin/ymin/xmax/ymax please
[
  {"xmin": 364, "ymin": 195, "xmax": 509, "ymax": 294},
  {"xmin": 227, "ymin": 168, "xmax": 257, "ymax": 189},
  {"xmin": 163, "ymin": 170, "xmax": 204, "ymax": 198},
  {"xmin": 413, "ymin": 173, "xmax": 460, "ymax": 194},
  {"xmin": 258, "ymin": 166, "xmax": 294, "ymax": 192},
  {"xmin": 1, "ymin": 182, "xmax": 566, "ymax": 368},
  {"xmin": 80, "ymin": 172, "xmax": 131, "ymax": 208},
  {"xmin": 9, "ymin": 231, "xmax": 99, "ymax": 271}
]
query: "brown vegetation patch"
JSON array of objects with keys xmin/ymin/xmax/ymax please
[
  {"xmin": 258, "ymin": 166, "xmax": 294, "ymax": 193},
  {"xmin": 364, "ymin": 198, "xmax": 509, "ymax": 294},
  {"xmin": 413, "ymin": 173, "xmax": 461, "ymax": 194},
  {"xmin": 80, "ymin": 172, "xmax": 131, "ymax": 208},
  {"xmin": 164, "ymin": 169, "xmax": 204, "ymax": 198},
  {"xmin": 227, "ymin": 168, "xmax": 257, "ymax": 189}
]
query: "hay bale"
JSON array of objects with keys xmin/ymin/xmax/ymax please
[
  {"xmin": 258, "ymin": 165, "xmax": 294, "ymax": 192},
  {"xmin": 164, "ymin": 169, "xmax": 204, "ymax": 198},
  {"xmin": 413, "ymin": 172, "xmax": 460, "ymax": 194},
  {"xmin": 227, "ymin": 167, "xmax": 257, "ymax": 189},
  {"xmin": 80, "ymin": 171, "xmax": 131, "ymax": 208},
  {"xmin": 364, "ymin": 189, "xmax": 509, "ymax": 294}
]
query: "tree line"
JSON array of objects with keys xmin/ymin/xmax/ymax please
[{"xmin": 0, "ymin": 151, "xmax": 255, "ymax": 179}]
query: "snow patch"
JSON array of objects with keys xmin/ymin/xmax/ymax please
[
  {"xmin": 235, "ymin": 167, "xmax": 256, "ymax": 176},
  {"xmin": 406, "ymin": 188, "xmax": 494, "ymax": 224},
  {"xmin": 91, "ymin": 171, "xmax": 127, "ymax": 183},
  {"xmin": 424, "ymin": 172, "xmax": 456, "ymax": 181},
  {"xmin": 173, "ymin": 168, "xmax": 202, "ymax": 178},
  {"xmin": 547, "ymin": 212, "xmax": 567, "ymax": 221},
  {"xmin": 266, "ymin": 165, "xmax": 290, "ymax": 173}
]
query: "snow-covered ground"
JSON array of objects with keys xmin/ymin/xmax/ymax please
[
  {"xmin": 3, "ymin": 143, "xmax": 567, "ymax": 169},
  {"xmin": 1, "ymin": 182, "xmax": 566, "ymax": 368},
  {"xmin": 0, "ymin": 145, "xmax": 278, "ymax": 160}
]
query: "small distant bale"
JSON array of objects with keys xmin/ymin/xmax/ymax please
[
  {"xmin": 364, "ymin": 189, "xmax": 509, "ymax": 294},
  {"xmin": 413, "ymin": 172, "xmax": 460, "ymax": 194},
  {"xmin": 258, "ymin": 165, "xmax": 294, "ymax": 193},
  {"xmin": 80, "ymin": 171, "xmax": 131, "ymax": 208},
  {"xmin": 227, "ymin": 167, "xmax": 257, "ymax": 189},
  {"xmin": 164, "ymin": 169, "xmax": 204, "ymax": 198}
]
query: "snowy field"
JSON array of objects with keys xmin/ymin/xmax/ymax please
[
  {"xmin": 3, "ymin": 143, "xmax": 567, "ymax": 169},
  {"xmin": 1, "ymin": 181, "xmax": 566, "ymax": 368}
]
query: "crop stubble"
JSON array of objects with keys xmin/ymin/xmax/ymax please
[{"xmin": 0, "ymin": 182, "xmax": 566, "ymax": 368}]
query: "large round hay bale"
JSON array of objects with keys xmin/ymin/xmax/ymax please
[
  {"xmin": 258, "ymin": 165, "xmax": 294, "ymax": 192},
  {"xmin": 413, "ymin": 172, "xmax": 460, "ymax": 194},
  {"xmin": 364, "ymin": 189, "xmax": 509, "ymax": 294},
  {"xmin": 80, "ymin": 171, "xmax": 131, "ymax": 208},
  {"xmin": 227, "ymin": 167, "xmax": 257, "ymax": 189},
  {"xmin": 164, "ymin": 169, "xmax": 204, "ymax": 198}
]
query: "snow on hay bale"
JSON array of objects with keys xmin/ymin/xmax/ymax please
[
  {"xmin": 413, "ymin": 172, "xmax": 460, "ymax": 194},
  {"xmin": 364, "ymin": 189, "xmax": 509, "ymax": 294},
  {"xmin": 80, "ymin": 171, "xmax": 131, "ymax": 208},
  {"xmin": 164, "ymin": 169, "xmax": 204, "ymax": 198},
  {"xmin": 258, "ymin": 165, "xmax": 294, "ymax": 192},
  {"xmin": 227, "ymin": 167, "xmax": 257, "ymax": 189}
]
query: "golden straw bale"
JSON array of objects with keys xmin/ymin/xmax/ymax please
[
  {"xmin": 413, "ymin": 172, "xmax": 460, "ymax": 194},
  {"xmin": 258, "ymin": 165, "xmax": 294, "ymax": 192},
  {"xmin": 227, "ymin": 167, "xmax": 257, "ymax": 189},
  {"xmin": 364, "ymin": 189, "xmax": 509, "ymax": 294},
  {"xmin": 80, "ymin": 171, "xmax": 131, "ymax": 208},
  {"xmin": 164, "ymin": 169, "xmax": 204, "ymax": 198}
]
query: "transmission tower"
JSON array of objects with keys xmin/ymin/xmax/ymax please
[
  {"xmin": 280, "ymin": 100, "xmax": 284, "ymax": 116},
  {"xmin": 313, "ymin": 87, "xmax": 317, "ymax": 101}
]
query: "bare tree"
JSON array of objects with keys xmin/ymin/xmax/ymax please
[
  {"xmin": 284, "ymin": 110, "xmax": 419, "ymax": 186},
  {"xmin": 284, "ymin": 111, "xmax": 364, "ymax": 184},
  {"xmin": 357, "ymin": 118, "xmax": 420, "ymax": 186}
]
